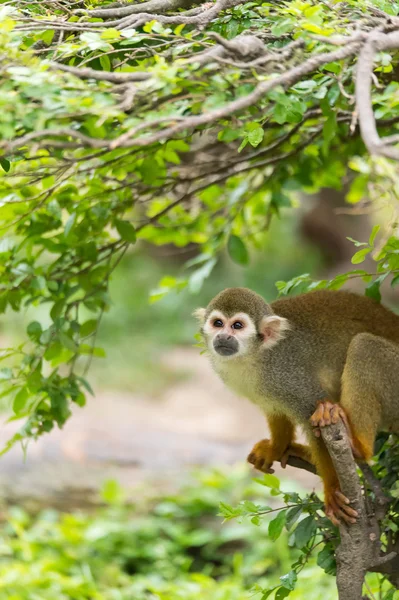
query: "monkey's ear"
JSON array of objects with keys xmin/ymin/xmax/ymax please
[
  {"xmin": 259, "ymin": 315, "xmax": 290, "ymax": 347},
  {"xmin": 193, "ymin": 307, "xmax": 206, "ymax": 324}
]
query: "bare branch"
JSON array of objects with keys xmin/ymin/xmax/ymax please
[
  {"xmin": 282, "ymin": 456, "xmax": 317, "ymax": 475},
  {"xmin": 356, "ymin": 30, "xmax": 399, "ymax": 160},
  {"xmin": 115, "ymin": 0, "xmax": 243, "ymax": 28},
  {"xmin": 50, "ymin": 62, "xmax": 151, "ymax": 83},
  {"xmin": 74, "ymin": 0, "xmax": 199, "ymax": 19}
]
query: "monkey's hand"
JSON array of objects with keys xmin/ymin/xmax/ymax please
[
  {"xmin": 247, "ymin": 439, "xmax": 280, "ymax": 474},
  {"xmin": 247, "ymin": 440, "xmax": 312, "ymax": 473}
]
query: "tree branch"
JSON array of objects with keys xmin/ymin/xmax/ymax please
[
  {"xmin": 320, "ymin": 422, "xmax": 371, "ymax": 600},
  {"xmin": 75, "ymin": 0, "xmax": 200, "ymax": 19},
  {"xmin": 50, "ymin": 62, "xmax": 151, "ymax": 83},
  {"xmin": 273, "ymin": 421, "xmax": 399, "ymax": 599},
  {"xmin": 356, "ymin": 30, "xmax": 399, "ymax": 160}
]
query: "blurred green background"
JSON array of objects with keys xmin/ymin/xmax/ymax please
[{"xmin": 0, "ymin": 212, "xmax": 322, "ymax": 396}]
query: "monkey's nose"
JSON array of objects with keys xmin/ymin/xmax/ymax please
[{"xmin": 218, "ymin": 334, "xmax": 234, "ymax": 342}]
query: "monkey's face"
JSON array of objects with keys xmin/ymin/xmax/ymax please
[
  {"xmin": 194, "ymin": 288, "xmax": 290, "ymax": 360},
  {"xmin": 201, "ymin": 309, "xmax": 258, "ymax": 358}
]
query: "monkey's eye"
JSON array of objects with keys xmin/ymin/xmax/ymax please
[
  {"xmin": 213, "ymin": 319, "xmax": 224, "ymax": 328},
  {"xmin": 232, "ymin": 321, "xmax": 244, "ymax": 330}
]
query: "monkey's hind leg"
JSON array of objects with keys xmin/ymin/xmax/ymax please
[
  {"xmin": 338, "ymin": 332, "xmax": 396, "ymax": 462},
  {"xmin": 308, "ymin": 435, "xmax": 358, "ymax": 525}
]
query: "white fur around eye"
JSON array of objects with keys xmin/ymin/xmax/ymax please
[
  {"xmin": 228, "ymin": 313, "xmax": 257, "ymax": 338},
  {"xmin": 203, "ymin": 310, "xmax": 226, "ymax": 335}
]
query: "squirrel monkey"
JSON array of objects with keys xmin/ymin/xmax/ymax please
[{"xmin": 194, "ymin": 287, "xmax": 399, "ymax": 525}]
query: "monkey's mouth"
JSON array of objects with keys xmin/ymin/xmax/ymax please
[{"xmin": 213, "ymin": 342, "xmax": 238, "ymax": 356}]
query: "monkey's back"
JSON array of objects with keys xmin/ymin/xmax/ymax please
[
  {"xmin": 263, "ymin": 290, "xmax": 399, "ymax": 412},
  {"xmin": 271, "ymin": 290, "xmax": 399, "ymax": 345}
]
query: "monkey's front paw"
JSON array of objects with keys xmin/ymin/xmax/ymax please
[
  {"xmin": 247, "ymin": 439, "xmax": 277, "ymax": 474},
  {"xmin": 325, "ymin": 489, "xmax": 358, "ymax": 526},
  {"xmin": 310, "ymin": 400, "xmax": 347, "ymax": 436}
]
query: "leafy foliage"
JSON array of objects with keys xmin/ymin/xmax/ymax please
[
  {"xmin": 3, "ymin": 465, "xmax": 397, "ymax": 599},
  {"xmin": 0, "ymin": 468, "xmax": 339, "ymax": 600}
]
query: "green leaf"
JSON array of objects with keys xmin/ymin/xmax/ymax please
[
  {"xmin": 227, "ymin": 235, "xmax": 249, "ymax": 266},
  {"xmin": 346, "ymin": 175, "xmax": 368, "ymax": 204},
  {"xmin": 27, "ymin": 368, "xmax": 42, "ymax": 393},
  {"xmin": 64, "ymin": 212, "xmax": 76, "ymax": 237},
  {"xmin": 0, "ymin": 157, "xmax": 10, "ymax": 172},
  {"xmin": 59, "ymin": 332, "xmax": 79, "ymax": 353},
  {"xmin": 368, "ymin": 225, "xmax": 380, "ymax": 247},
  {"xmin": 99, "ymin": 54, "xmax": 111, "ymax": 71},
  {"xmin": 73, "ymin": 391, "xmax": 86, "ymax": 407},
  {"xmin": 50, "ymin": 300, "xmax": 65, "ymax": 321},
  {"xmin": 76, "ymin": 376, "xmax": 95, "ymax": 396},
  {"xmin": 280, "ymin": 570, "xmax": 297, "ymax": 591},
  {"xmin": 294, "ymin": 515, "xmax": 317, "ymax": 549},
  {"xmin": 317, "ymin": 544, "xmax": 336, "ymax": 575},
  {"xmin": 219, "ymin": 501, "xmax": 240, "ymax": 521},
  {"xmin": 285, "ymin": 505, "xmax": 302, "ymax": 530},
  {"xmin": 322, "ymin": 113, "xmax": 337, "ymax": 155},
  {"xmin": 92, "ymin": 346, "xmax": 106, "ymax": 358},
  {"xmin": 0, "ymin": 368, "xmax": 12, "ymax": 380},
  {"xmin": 391, "ymin": 273, "xmax": 399, "ymax": 288},
  {"xmin": 268, "ymin": 510, "xmax": 286, "ymax": 541},
  {"xmin": 101, "ymin": 479, "xmax": 126, "ymax": 505},
  {"xmin": 275, "ymin": 587, "xmax": 291, "ymax": 600},
  {"xmin": 188, "ymin": 259, "xmax": 216, "ymax": 294},
  {"xmin": 365, "ymin": 274, "xmax": 387, "ymax": 303},
  {"xmin": 13, "ymin": 387, "xmax": 29, "ymax": 413},
  {"xmin": 351, "ymin": 248, "xmax": 371, "ymax": 264},
  {"xmin": 247, "ymin": 127, "xmax": 264, "ymax": 147},
  {"xmin": 80, "ymin": 319, "xmax": 98, "ymax": 337},
  {"xmin": 50, "ymin": 390, "xmax": 71, "ymax": 427},
  {"xmin": 383, "ymin": 589, "xmax": 395, "ymax": 600},
  {"xmin": 115, "ymin": 219, "xmax": 137, "ymax": 243},
  {"xmin": 255, "ymin": 473, "xmax": 280, "ymax": 489}
]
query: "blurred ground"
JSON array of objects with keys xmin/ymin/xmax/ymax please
[{"xmin": 0, "ymin": 347, "xmax": 319, "ymax": 510}]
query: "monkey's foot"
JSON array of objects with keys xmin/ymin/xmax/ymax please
[
  {"xmin": 247, "ymin": 439, "xmax": 279, "ymax": 474},
  {"xmin": 310, "ymin": 400, "xmax": 347, "ymax": 430},
  {"xmin": 309, "ymin": 401, "xmax": 362, "ymax": 459},
  {"xmin": 325, "ymin": 489, "xmax": 358, "ymax": 526}
]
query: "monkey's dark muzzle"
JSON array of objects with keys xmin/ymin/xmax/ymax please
[{"xmin": 213, "ymin": 335, "xmax": 239, "ymax": 356}]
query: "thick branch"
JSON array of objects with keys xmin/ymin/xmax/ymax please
[
  {"xmin": 320, "ymin": 423, "xmax": 370, "ymax": 600},
  {"xmin": 115, "ymin": 0, "xmax": 243, "ymax": 28},
  {"xmin": 280, "ymin": 421, "xmax": 398, "ymax": 599},
  {"xmin": 356, "ymin": 30, "xmax": 399, "ymax": 160},
  {"xmin": 75, "ymin": 0, "xmax": 198, "ymax": 19},
  {"xmin": 50, "ymin": 62, "xmax": 151, "ymax": 83}
]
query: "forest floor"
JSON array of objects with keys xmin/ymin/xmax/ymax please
[{"xmin": 0, "ymin": 348, "xmax": 320, "ymax": 510}]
